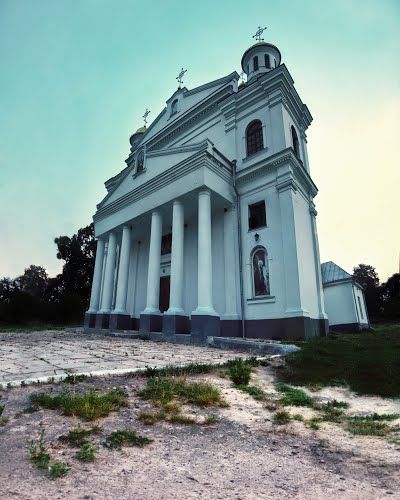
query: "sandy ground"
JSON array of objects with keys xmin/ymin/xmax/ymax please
[{"xmin": 1, "ymin": 362, "xmax": 399, "ymax": 500}]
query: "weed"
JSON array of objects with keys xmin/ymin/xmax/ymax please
[
  {"xmin": 0, "ymin": 404, "xmax": 3, "ymax": 416},
  {"xmin": 63, "ymin": 374, "xmax": 87, "ymax": 385},
  {"xmin": 49, "ymin": 460, "xmax": 70, "ymax": 479},
  {"xmin": 75, "ymin": 443, "xmax": 96, "ymax": 462},
  {"xmin": 293, "ymin": 414, "xmax": 304, "ymax": 421},
  {"xmin": 346, "ymin": 418, "xmax": 391, "ymax": 436},
  {"xmin": 138, "ymin": 411, "xmax": 166, "ymax": 425},
  {"xmin": 325, "ymin": 399, "xmax": 350, "ymax": 409},
  {"xmin": 0, "ymin": 416, "xmax": 9, "ymax": 426},
  {"xmin": 308, "ymin": 417, "xmax": 321, "ymax": 430},
  {"xmin": 138, "ymin": 377, "xmax": 224, "ymax": 408},
  {"xmin": 204, "ymin": 414, "xmax": 219, "ymax": 425},
  {"xmin": 30, "ymin": 388, "xmax": 128, "ymax": 421},
  {"xmin": 21, "ymin": 406, "xmax": 40, "ymax": 414},
  {"xmin": 59, "ymin": 425, "xmax": 101, "ymax": 446},
  {"xmin": 169, "ymin": 414, "xmax": 196, "ymax": 425},
  {"xmin": 227, "ymin": 359, "xmax": 252, "ymax": 386},
  {"xmin": 234, "ymin": 384, "xmax": 265, "ymax": 401},
  {"xmin": 103, "ymin": 429, "xmax": 152, "ymax": 450},
  {"xmin": 29, "ymin": 427, "xmax": 50, "ymax": 469},
  {"xmin": 144, "ymin": 362, "xmax": 216, "ymax": 378},
  {"xmin": 275, "ymin": 383, "xmax": 314, "ymax": 407},
  {"xmin": 353, "ymin": 413, "xmax": 399, "ymax": 421},
  {"xmin": 273, "ymin": 410, "xmax": 291, "ymax": 425}
]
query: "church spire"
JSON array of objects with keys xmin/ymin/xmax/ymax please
[{"xmin": 241, "ymin": 28, "xmax": 281, "ymax": 83}]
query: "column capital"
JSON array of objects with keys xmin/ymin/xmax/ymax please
[{"xmin": 198, "ymin": 188, "xmax": 211, "ymax": 197}]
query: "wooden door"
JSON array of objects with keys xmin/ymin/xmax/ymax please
[{"xmin": 159, "ymin": 276, "xmax": 170, "ymax": 313}]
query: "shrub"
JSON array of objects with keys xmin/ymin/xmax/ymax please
[
  {"xmin": 273, "ymin": 410, "xmax": 291, "ymax": 425},
  {"xmin": 29, "ymin": 428, "xmax": 50, "ymax": 469},
  {"xmin": 103, "ymin": 430, "xmax": 152, "ymax": 450},
  {"xmin": 49, "ymin": 460, "xmax": 70, "ymax": 479},
  {"xmin": 75, "ymin": 443, "xmax": 96, "ymax": 462},
  {"xmin": 227, "ymin": 359, "xmax": 252, "ymax": 386}
]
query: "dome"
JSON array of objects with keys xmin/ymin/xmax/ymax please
[
  {"xmin": 129, "ymin": 126, "xmax": 147, "ymax": 148},
  {"xmin": 135, "ymin": 126, "xmax": 147, "ymax": 134},
  {"xmin": 241, "ymin": 42, "xmax": 281, "ymax": 83}
]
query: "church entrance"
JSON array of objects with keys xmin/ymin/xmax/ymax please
[{"xmin": 159, "ymin": 276, "xmax": 170, "ymax": 313}]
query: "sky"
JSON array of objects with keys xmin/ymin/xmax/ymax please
[{"xmin": 0, "ymin": 0, "xmax": 399, "ymax": 283}]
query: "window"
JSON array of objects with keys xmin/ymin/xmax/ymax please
[
  {"xmin": 246, "ymin": 120, "xmax": 264, "ymax": 156},
  {"xmin": 252, "ymin": 246, "xmax": 270, "ymax": 296},
  {"xmin": 170, "ymin": 99, "xmax": 178, "ymax": 116},
  {"xmin": 291, "ymin": 126, "xmax": 300, "ymax": 160},
  {"xmin": 161, "ymin": 233, "xmax": 172, "ymax": 255},
  {"xmin": 248, "ymin": 201, "xmax": 266, "ymax": 230},
  {"xmin": 253, "ymin": 56, "xmax": 259, "ymax": 71},
  {"xmin": 264, "ymin": 54, "xmax": 270, "ymax": 69},
  {"xmin": 357, "ymin": 296, "xmax": 364, "ymax": 319},
  {"xmin": 274, "ymin": 58, "xmax": 277, "ymax": 67},
  {"xmin": 136, "ymin": 150, "xmax": 145, "ymax": 173}
]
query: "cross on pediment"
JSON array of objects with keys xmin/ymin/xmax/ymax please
[
  {"xmin": 142, "ymin": 108, "xmax": 151, "ymax": 126},
  {"xmin": 176, "ymin": 67, "xmax": 187, "ymax": 88},
  {"xmin": 252, "ymin": 26, "xmax": 267, "ymax": 42}
]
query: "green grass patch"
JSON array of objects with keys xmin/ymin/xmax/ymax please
[
  {"xmin": 275, "ymin": 383, "xmax": 314, "ymax": 407},
  {"xmin": 278, "ymin": 324, "xmax": 400, "ymax": 397},
  {"xmin": 75, "ymin": 443, "xmax": 96, "ymax": 462},
  {"xmin": 169, "ymin": 414, "xmax": 196, "ymax": 425},
  {"xmin": 226, "ymin": 358, "xmax": 252, "ymax": 385},
  {"xmin": 103, "ymin": 429, "xmax": 152, "ymax": 450},
  {"xmin": 29, "ymin": 428, "xmax": 50, "ymax": 469},
  {"xmin": 234, "ymin": 384, "xmax": 266, "ymax": 401},
  {"xmin": 273, "ymin": 410, "xmax": 291, "ymax": 425},
  {"xmin": 144, "ymin": 362, "xmax": 216, "ymax": 378},
  {"xmin": 59, "ymin": 424, "xmax": 101, "ymax": 446},
  {"xmin": 63, "ymin": 374, "xmax": 88, "ymax": 385},
  {"xmin": 138, "ymin": 377, "xmax": 225, "ymax": 408},
  {"xmin": 137, "ymin": 411, "xmax": 166, "ymax": 425},
  {"xmin": 30, "ymin": 388, "xmax": 128, "ymax": 421},
  {"xmin": 346, "ymin": 418, "xmax": 392, "ymax": 436},
  {"xmin": 0, "ymin": 416, "xmax": 9, "ymax": 426},
  {"xmin": 49, "ymin": 460, "xmax": 70, "ymax": 479}
]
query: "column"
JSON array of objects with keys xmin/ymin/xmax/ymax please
[
  {"xmin": 163, "ymin": 200, "xmax": 190, "ymax": 335},
  {"xmin": 113, "ymin": 225, "xmax": 131, "ymax": 314},
  {"xmin": 191, "ymin": 189, "xmax": 220, "ymax": 343},
  {"xmin": 166, "ymin": 200, "xmax": 184, "ymax": 315},
  {"xmin": 87, "ymin": 238, "xmax": 105, "ymax": 313},
  {"xmin": 140, "ymin": 211, "xmax": 163, "ymax": 333},
  {"xmin": 99, "ymin": 231, "xmax": 117, "ymax": 313}
]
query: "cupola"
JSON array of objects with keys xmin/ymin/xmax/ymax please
[
  {"xmin": 129, "ymin": 126, "xmax": 146, "ymax": 152},
  {"xmin": 241, "ymin": 42, "xmax": 281, "ymax": 83}
]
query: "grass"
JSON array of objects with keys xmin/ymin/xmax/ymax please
[
  {"xmin": 346, "ymin": 418, "xmax": 392, "ymax": 436},
  {"xmin": 30, "ymin": 388, "xmax": 128, "ymax": 421},
  {"xmin": 75, "ymin": 443, "xmax": 97, "ymax": 462},
  {"xmin": 275, "ymin": 383, "xmax": 314, "ymax": 407},
  {"xmin": 234, "ymin": 384, "xmax": 266, "ymax": 401},
  {"xmin": 144, "ymin": 362, "xmax": 216, "ymax": 378},
  {"xmin": 0, "ymin": 417, "xmax": 9, "ymax": 426},
  {"xmin": 169, "ymin": 414, "xmax": 196, "ymax": 425},
  {"xmin": 226, "ymin": 358, "xmax": 252, "ymax": 385},
  {"xmin": 29, "ymin": 428, "xmax": 50, "ymax": 469},
  {"xmin": 138, "ymin": 411, "xmax": 167, "ymax": 425},
  {"xmin": 0, "ymin": 324, "xmax": 72, "ymax": 333},
  {"xmin": 59, "ymin": 425, "xmax": 101, "ymax": 446},
  {"xmin": 63, "ymin": 374, "xmax": 88, "ymax": 385},
  {"xmin": 273, "ymin": 410, "xmax": 291, "ymax": 425},
  {"xmin": 278, "ymin": 323, "xmax": 400, "ymax": 397},
  {"xmin": 138, "ymin": 377, "xmax": 225, "ymax": 408},
  {"xmin": 49, "ymin": 460, "xmax": 70, "ymax": 479},
  {"xmin": 103, "ymin": 429, "xmax": 153, "ymax": 450}
]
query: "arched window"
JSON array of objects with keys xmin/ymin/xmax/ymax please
[
  {"xmin": 253, "ymin": 56, "xmax": 259, "ymax": 71},
  {"xmin": 170, "ymin": 99, "xmax": 178, "ymax": 116},
  {"xmin": 252, "ymin": 246, "xmax": 270, "ymax": 297},
  {"xmin": 246, "ymin": 120, "xmax": 264, "ymax": 156},
  {"xmin": 136, "ymin": 150, "xmax": 145, "ymax": 173},
  {"xmin": 291, "ymin": 126, "xmax": 300, "ymax": 160},
  {"xmin": 264, "ymin": 54, "xmax": 270, "ymax": 69}
]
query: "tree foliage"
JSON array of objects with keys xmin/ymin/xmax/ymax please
[{"xmin": 353, "ymin": 264, "xmax": 382, "ymax": 318}]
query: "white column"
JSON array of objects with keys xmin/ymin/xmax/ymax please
[
  {"xmin": 143, "ymin": 210, "xmax": 162, "ymax": 314},
  {"xmin": 113, "ymin": 225, "xmax": 131, "ymax": 314},
  {"xmin": 165, "ymin": 200, "xmax": 185, "ymax": 315},
  {"xmin": 309, "ymin": 203, "xmax": 327, "ymax": 319},
  {"xmin": 87, "ymin": 238, "xmax": 105, "ymax": 313},
  {"xmin": 192, "ymin": 189, "xmax": 217, "ymax": 316},
  {"xmin": 223, "ymin": 206, "xmax": 239, "ymax": 318},
  {"xmin": 100, "ymin": 231, "xmax": 117, "ymax": 313}
]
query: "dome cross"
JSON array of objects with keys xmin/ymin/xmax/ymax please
[{"xmin": 252, "ymin": 26, "xmax": 267, "ymax": 42}]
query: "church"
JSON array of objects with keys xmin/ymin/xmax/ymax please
[{"xmin": 84, "ymin": 33, "xmax": 335, "ymax": 342}]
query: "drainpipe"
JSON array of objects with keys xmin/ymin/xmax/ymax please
[{"xmin": 232, "ymin": 160, "xmax": 246, "ymax": 339}]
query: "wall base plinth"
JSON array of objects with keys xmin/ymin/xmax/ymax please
[
  {"xmin": 95, "ymin": 313, "xmax": 110, "ymax": 330},
  {"xmin": 84, "ymin": 313, "xmax": 96, "ymax": 329},
  {"xmin": 190, "ymin": 315, "xmax": 220, "ymax": 344},
  {"xmin": 244, "ymin": 317, "xmax": 328, "ymax": 340},
  {"xmin": 162, "ymin": 315, "xmax": 190, "ymax": 335},
  {"xmin": 109, "ymin": 314, "xmax": 132, "ymax": 331},
  {"xmin": 140, "ymin": 314, "xmax": 162, "ymax": 333}
]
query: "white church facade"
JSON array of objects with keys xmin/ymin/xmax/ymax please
[{"xmin": 84, "ymin": 37, "xmax": 330, "ymax": 342}]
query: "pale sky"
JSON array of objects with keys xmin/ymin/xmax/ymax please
[{"xmin": 0, "ymin": 0, "xmax": 399, "ymax": 282}]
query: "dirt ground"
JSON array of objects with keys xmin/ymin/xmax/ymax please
[{"xmin": 1, "ymin": 363, "xmax": 399, "ymax": 499}]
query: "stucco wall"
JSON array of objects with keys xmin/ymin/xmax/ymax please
[{"xmin": 323, "ymin": 282, "xmax": 357, "ymax": 326}]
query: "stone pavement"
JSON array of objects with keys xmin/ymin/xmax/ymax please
[{"xmin": 0, "ymin": 330, "xmax": 249, "ymax": 387}]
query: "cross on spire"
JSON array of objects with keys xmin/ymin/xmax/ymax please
[
  {"xmin": 252, "ymin": 26, "xmax": 267, "ymax": 42},
  {"xmin": 142, "ymin": 108, "xmax": 151, "ymax": 126},
  {"xmin": 176, "ymin": 67, "xmax": 187, "ymax": 88}
]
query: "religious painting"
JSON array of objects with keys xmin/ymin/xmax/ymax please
[
  {"xmin": 136, "ymin": 150, "xmax": 145, "ymax": 173},
  {"xmin": 252, "ymin": 247, "xmax": 270, "ymax": 296}
]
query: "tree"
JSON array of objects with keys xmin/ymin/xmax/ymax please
[
  {"xmin": 380, "ymin": 273, "xmax": 400, "ymax": 319},
  {"xmin": 0, "ymin": 277, "xmax": 19, "ymax": 304},
  {"xmin": 17, "ymin": 265, "xmax": 48, "ymax": 298},
  {"xmin": 54, "ymin": 223, "xmax": 96, "ymax": 305},
  {"xmin": 353, "ymin": 264, "xmax": 382, "ymax": 318}
]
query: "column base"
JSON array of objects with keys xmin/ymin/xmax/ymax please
[
  {"xmin": 140, "ymin": 313, "xmax": 162, "ymax": 333},
  {"xmin": 162, "ymin": 315, "xmax": 190, "ymax": 335},
  {"xmin": 84, "ymin": 312, "xmax": 96, "ymax": 329},
  {"xmin": 190, "ymin": 314, "xmax": 220, "ymax": 345},
  {"xmin": 95, "ymin": 313, "xmax": 110, "ymax": 330},
  {"xmin": 109, "ymin": 313, "xmax": 132, "ymax": 331}
]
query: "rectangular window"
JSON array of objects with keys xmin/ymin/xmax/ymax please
[
  {"xmin": 264, "ymin": 54, "xmax": 270, "ymax": 69},
  {"xmin": 253, "ymin": 56, "xmax": 259, "ymax": 71},
  {"xmin": 357, "ymin": 296, "xmax": 364, "ymax": 319},
  {"xmin": 248, "ymin": 201, "xmax": 266, "ymax": 230},
  {"xmin": 161, "ymin": 233, "xmax": 172, "ymax": 255}
]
